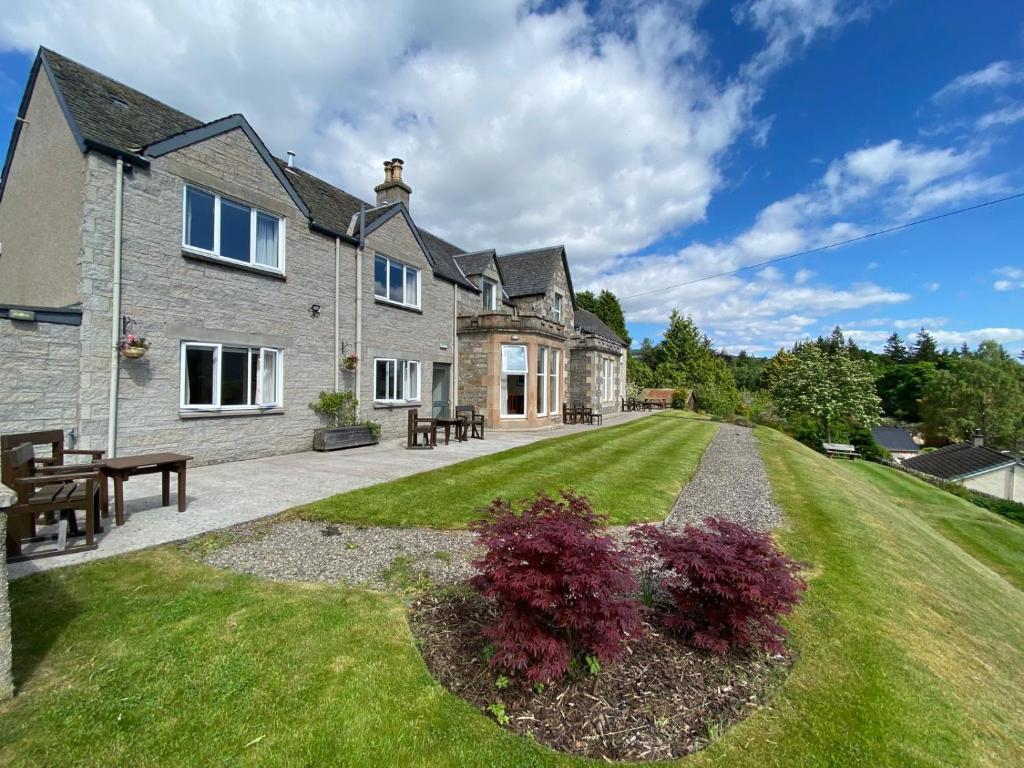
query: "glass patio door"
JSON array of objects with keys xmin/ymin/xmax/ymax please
[{"xmin": 432, "ymin": 363, "xmax": 451, "ymax": 418}]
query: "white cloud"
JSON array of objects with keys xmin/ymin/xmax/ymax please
[
  {"xmin": 993, "ymin": 266, "xmax": 1024, "ymax": 291},
  {"xmin": 866, "ymin": 261, "xmax": 879, "ymax": 270},
  {"xmin": 933, "ymin": 61, "xmax": 1024, "ymax": 101},
  {"xmin": 845, "ymin": 327, "xmax": 1024, "ymax": 352},
  {"xmin": 977, "ymin": 103, "xmax": 1024, "ymax": 130}
]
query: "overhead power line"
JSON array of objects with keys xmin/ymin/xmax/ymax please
[{"xmin": 619, "ymin": 191, "xmax": 1024, "ymax": 300}]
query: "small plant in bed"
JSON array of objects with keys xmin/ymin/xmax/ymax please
[{"xmin": 469, "ymin": 490, "xmax": 642, "ymax": 683}]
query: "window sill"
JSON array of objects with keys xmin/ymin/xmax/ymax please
[
  {"xmin": 374, "ymin": 297, "xmax": 422, "ymax": 314},
  {"xmin": 373, "ymin": 401, "xmax": 422, "ymax": 410},
  {"xmin": 182, "ymin": 248, "xmax": 286, "ymax": 280},
  {"xmin": 179, "ymin": 407, "xmax": 284, "ymax": 420}
]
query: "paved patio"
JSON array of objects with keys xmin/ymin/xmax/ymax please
[{"xmin": 8, "ymin": 411, "xmax": 651, "ymax": 580}]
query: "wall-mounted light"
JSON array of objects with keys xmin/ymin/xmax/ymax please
[
  {"xmin": 309, "ymin": 303, "xmax": 322, "ymax": 318},
  {"xmin": 9, "ymin": 309, "xmax": 36, "ymax": 321}
]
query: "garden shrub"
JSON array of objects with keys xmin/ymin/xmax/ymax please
[
  {"xmin": 470, "ymin": 491, "xmax": 642, "ymax": 682},
  {"xmin": 945, "ymin": 483, "xmax": 1024, "ymax": 525},
  {"xmin": 849, "ymin": 425, "xmax": 890, "ymax": 462},
  {"xmin": 632, "ymin": 519, "xmax": 806, "ymax": 654}
]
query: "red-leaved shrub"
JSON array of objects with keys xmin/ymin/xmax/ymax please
[
  {"xmin": 632, "ymin": 519, "xmax": 806, "ymax": 654},
  {"xmin": 470, "ymin": 491, "xmax": 642, "ymax": 682}
]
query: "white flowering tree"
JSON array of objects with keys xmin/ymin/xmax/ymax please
[{"xmin": 771, "ymin": 344, "xmax": 881, "ymax": 443}]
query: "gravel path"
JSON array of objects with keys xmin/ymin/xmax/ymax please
[
  {"xmin": 200, "ymin": 520, "xmax": 478, "ymax": 588},
  {"xmin": 662, "ymin": 424, "xmax": 783, "ymax": 531},
  {"xmin": 196, "ymin": 422, "xmax": 781, "ymax": 587}
]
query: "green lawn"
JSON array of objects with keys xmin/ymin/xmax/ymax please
[
  {"xmin": 1, "ymin": 427, "xmax": 1022, "ymax": 766},
  {"xmin": 294, "ymin": 411, "xmax": 719, "ymax": 528}
]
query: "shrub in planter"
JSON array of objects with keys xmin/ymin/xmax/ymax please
[
  {"xmin": 632, "ymin": 519, "xmax": 806, "ymax": 654},
  {"xmin": 470, "ymin": 491, "xmax": 642, "ymax": 683}
]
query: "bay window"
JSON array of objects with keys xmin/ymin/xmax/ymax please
[
  {"xmin": 374, "ymin": 358, "xmax": 421, "ymax": 403},
  {"xmin": 183, "ymin": 185, "xmax": 284, "ymax": 271},
  {"xmin": 549, "ymin": 349, "xmax": 560, "ymax": 415},
  {"xmin": 374, "ymin": 255, "xmax": 421, "ymax": 309},
  {"xmin": 500, "ymin": 345, "xmax": 527, "ymax": 418},
  {"xmin": 180, "ymin": 342, "xmax": 281, "ymax": 410}
]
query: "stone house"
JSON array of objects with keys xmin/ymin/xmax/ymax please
[{"xmin": 0, "ymin": 48, "xmax": 627, "ymax": 465}]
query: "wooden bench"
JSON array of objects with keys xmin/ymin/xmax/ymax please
[
  {"xmin": 2, "ymin": 442, "xmax": 101, "ymax": 562},
  {"xmin": 823, "ymin": 442, "xmax": 861, "ymax": 460}
]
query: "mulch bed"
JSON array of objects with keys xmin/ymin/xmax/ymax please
[{"xmin": 409, "ymin": 590, "xmax": 791, "ymax": 762}]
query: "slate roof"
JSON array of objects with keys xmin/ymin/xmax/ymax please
[
  {"xmin": 453, "ymin": 250, "xmax": 497, "ymax": 276},
  {"xmin": 495, "ymin": 246, "xmax": 567, "ymax": 298},
  {"xmin": 575, "ymin": 307, "xmax": 626, "ymax": 346},
  {"xmin": 870, "ymin": 427, "xmax": 920, "ymax": 453},
  {"xmin": 274, "ymin": 160, "xmax": 364, "ymax": 235},
  {"xmin": 902, "ymin": 443, "xmax": 1017, "ymax": 479},
  {"xmin": 42, "ymin": 47, "xmax": 201, "ymax": 152}
]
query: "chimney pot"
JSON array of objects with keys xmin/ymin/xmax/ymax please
[
  {"xmin": 973, "ymin": 428, "xmax": 984, "ymax": 447},
  {"xmin": 383, "ymin": 160, "xmax": 393, "ymax": 182},
  {"xmin": 391, "ymin": 158, "xmax": 404, "ymax": 181},
  {"xmin": 286, "ymin": 151, "xmax": 295, "ymax": 168}
]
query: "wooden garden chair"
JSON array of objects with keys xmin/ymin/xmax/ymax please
[
  {"xmin": 407, "ymin": 409, "xmax": 437, "ymax": 449},
  {"xmin": 2, "ymin": 442, "xmax": 101, "ymax": 562},
  {"xmin": 455, "ymin": 405, "xmax": 485, "ymax": 440}
]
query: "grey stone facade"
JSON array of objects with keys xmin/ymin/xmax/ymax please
[
  {"xmin": 0, "ymin": 317, "xmax": 81, "ymax": 436},
  {"xmin": 569, "ymin": 336, "xmax": 627, "ymax": 414},
  {"xmin": 0, "ymin": 510, "xmax": 11, "ymax": 699}
]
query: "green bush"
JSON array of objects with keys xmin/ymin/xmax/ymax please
[
  {"xmin": 849, "ymin": 426, "xmax": 890, "ymax": 462},
  {"xmin": 945, "ymin": 483, "xmax": 1024, "ymax": 525},
  {"xmin": 309, "ymin": 390, "xmax": 358, "ymax": 428}
]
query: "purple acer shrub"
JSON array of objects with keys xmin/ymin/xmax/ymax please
[
  {"xmin": 633, "ymin": 519, "xmax": 806, "ymax": 654},
  {"xmin": 470, "ymin": 491, "xmax": 642, "ymax": 682}
]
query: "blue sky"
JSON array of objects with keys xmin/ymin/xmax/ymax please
[{"xmin": 1, "ymin": 1, "xmax": 1022, "ymax": 355}]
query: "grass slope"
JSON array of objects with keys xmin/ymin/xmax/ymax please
[
  {"xmin": 1, "ymin": 427, "xmax": 1022, "ymax": 767},
  {"xmin": 295, "ymin": 411, "xmax": 718, "ymax": 528}
]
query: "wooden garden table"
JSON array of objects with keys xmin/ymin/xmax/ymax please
[{"xmin": 100, "ymin": 453, "xmax": 192, "ymax": 525}]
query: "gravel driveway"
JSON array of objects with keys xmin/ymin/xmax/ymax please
[{"xmin": 662, "ymin": 423, "xmax": 783, "ymax": 531}]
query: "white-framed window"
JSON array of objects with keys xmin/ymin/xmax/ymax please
[
  {"xmin": 374, "ymin": 358, "xmax": 421, "ymax": 403},
  {"xmin": 182, "ymin": 185, "xmax": 285, "ymax": 272},
  {"xmin": 482, "ymin": 279, "xmax": 498, "ymax": 310},
  {"xmin": 500, "ymin": 344, "xmax": 528, "ymax": 418},
  {"xmin": 553, "ymin": 293, "xmax": 563, "ymax": 322},
  {"xmin": 536, "ymin": 347, "xmax": 548, "ymax": 416},
  {"xmin": 603, "ymin": 357, "xmax": 614, "ymax": 401},
  {"xmin": 180, "ymin": 342, "xmax": 282, "ymax": 410},
  {"xmin": 549, "ymin": 348, "xmax": 560, "ymax": 415},
  {"xmin": 374, "ymin": 254, "xmax": 421, "ymax": 309}
]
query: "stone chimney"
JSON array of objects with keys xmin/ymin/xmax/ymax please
[
  {"xmin": 973, "ymin": 428, "xmax": 984, "ymax": 447},
  {"xmin": 374, "ymin": 157, "xmax": 411, "ymax": 208}
]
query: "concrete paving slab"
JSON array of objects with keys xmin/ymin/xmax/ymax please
[{"xmin": 9, "ymin": 411, "xmax": 652, "ymax": 579}]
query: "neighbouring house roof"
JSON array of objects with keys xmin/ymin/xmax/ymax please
[
  {"xmin": 902, "ymin": 443, "xmax": 1018, "ymax": 480},
  {"xmin": 870, "ymin": 427, "xmax": 920, "ymax": 453},
  {"xmin": 453, "ymin": 250, "xmax": 497, "ymax": 277},
  {"xmin": 574, "ymin": 308, "xmax": 626, "ymax": 346},
  {"xmin": 642, "ymin": 388, "xmax": 685, "ymax": 402},
  {"xmin": 496, "ymin": 246, "xmax": 573, "ymax": 300}
]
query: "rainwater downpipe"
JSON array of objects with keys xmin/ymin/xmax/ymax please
[
  {"xmin": 334, "ymin": 236, "xmax": 340, "ymax": 392},
  {"xmin": 355, "ymin": 206, "xmax": 365, "ymax": 416},
  {"xmin": 452, "ymin": 284, "xmax": 458, "ymax": 409},
  {"xmin": 106, "ymin": 157, "xmax": 125, "ymax": 457}
]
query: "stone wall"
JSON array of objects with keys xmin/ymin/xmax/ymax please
[
  {"xmin": 0, "ymin": 510, "xmax": 12, "ymax": 699},
  {"xmin": 76, "ymin": 130, "xmax": 351, "ymax": 464},
  {"xmin": 360, "ymin": 212, "xmax": 457, "ymax": 436},
  {"xmin": 0, "ymin": 317, "xmax": 81, "ymax": 435},
  {"xmin": 568, "ymin": 334, "xmax": 626, "ymax": 415}
]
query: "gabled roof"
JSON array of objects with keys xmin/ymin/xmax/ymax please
[
  {"xmin": 453, "ymin": 250, "xmax": 497, "ymax": 277},
  {"xmin": 496, "ymin": 246, "xmax": 574, "ymax": 302},
  {"xmin": 575, "ymin": 307, "xmax": 627, "ymax": 346},
  {"xmin": 41, "ymin": 47, "xmax": 201, "ymax": 154},
  {"xmin": 870, "ymin": 427, "xmax": 920, "ymax": 453},
  {"xmin": 902, "ymin": 442, "xmax": 1018, "ymax": 480}
]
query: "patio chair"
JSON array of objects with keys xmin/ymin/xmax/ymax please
[
  {"xmin": 455, "ymin": 405, "xmax": 485, "ymax": 440},
  {"xmin": 1, "ymin": 429, "xmax": 105, "ymax": 468},
  {"xmin": 407, "ymin": 409, "xmax": 437, "ymax": 449},
  {"xmin": 2, "ymin": 442, "xmax": 101, "ymax": 562}
]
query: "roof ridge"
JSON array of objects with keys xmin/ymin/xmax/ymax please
[{"xmin": 497, "ymin": 244, "xmax": 565, "ymax": 259}]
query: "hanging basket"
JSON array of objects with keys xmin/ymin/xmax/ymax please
[{"xmin": 121, "ymin": 345, "xmax": 147, "ymax": 359}]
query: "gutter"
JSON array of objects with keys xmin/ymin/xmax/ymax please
[{"xmin": 106, "ymin": 157, "xmax": 125, "ymax": 457}]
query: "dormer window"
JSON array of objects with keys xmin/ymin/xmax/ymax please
[
  {"xmin": 482, "ymin": 278, "xmax": 498, "ymax": 310},
  {"xmin": 553, "ymin": 293, "xmax": 563, "ymax": 322},
  {"xmin": 182, "ymin": 184, "xmax": 284, "ymax": 273}
]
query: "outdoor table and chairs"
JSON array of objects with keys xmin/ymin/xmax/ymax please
[{"xmin": 435, "ymin": 416, "xmax": 469, "ymax": 445}]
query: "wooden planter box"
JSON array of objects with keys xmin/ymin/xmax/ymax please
[{"xmin": 313, "ymin": 426, "xmax": 378, "ymax": 452}]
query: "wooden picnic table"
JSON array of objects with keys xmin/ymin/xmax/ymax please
[
  {"xmin": 434, "ymin": 417, "xmax": 468, "ymax": 445},
  {"xmin": 101, "ymin": 453, "xmax": 192, "ymax": 525}
]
